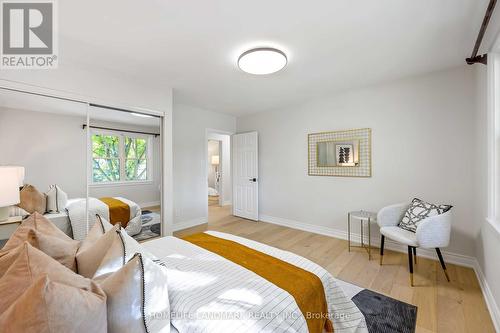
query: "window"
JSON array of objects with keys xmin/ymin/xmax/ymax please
[{"xmin": 91, "ymin": 130, "xmax": 152, "ymax": 184}]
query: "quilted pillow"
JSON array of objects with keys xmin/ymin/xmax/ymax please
[{"xmin": 399, "ymin": 198, "xmax": 452, "ymax": 233}]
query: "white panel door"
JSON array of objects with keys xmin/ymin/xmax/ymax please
[{"xmin": 232, "ymin": 131, "xmax": 258, "ymax": 221}]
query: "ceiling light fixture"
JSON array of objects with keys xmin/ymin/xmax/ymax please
[
  {"xmin": 238, "ymin": 48, "xmax": 287, "ymax": 75},
  {"xmin": 131, "ymin": 112, "xmax": 154, "ymax": 118}
]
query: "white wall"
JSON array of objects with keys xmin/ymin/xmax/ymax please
[
  {"xmin": 173, "ymin": 103, "xmax": 236, "ymax": 228},
  {"xmin": 237, "ymin": 66, "xmax": 479, "ymax": 257},
  {"xmin": 0, "ymin": 108, "xmax": 87, "ymax": 198}
]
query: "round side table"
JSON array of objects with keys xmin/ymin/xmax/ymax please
[{"xmin": 348, "ymin": 210, "xmax": 377, "ymax": 260}]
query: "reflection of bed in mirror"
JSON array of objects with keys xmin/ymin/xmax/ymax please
[{"xmin": 45, "ymin": 197, "xmax": 142, "ymax": 241}]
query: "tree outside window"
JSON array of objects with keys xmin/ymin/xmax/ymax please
[
  {"xmin": 91, "ymin": 132, "xmax": 151, "ymax": 183},
  {"xmin": 125, "ymin": 137, "xmax": 148, "ymax": 181}
]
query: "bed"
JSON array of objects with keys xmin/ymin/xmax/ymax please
[
  {"xmin": 44, "ymin": 197, "xmax": 142, "ymax": 240},
  {"xmin": 143, "ymin": 231, "xmax": 369, "ymax": 333},
  {"xmin": 1, "ymin": 210, "xmax": 370, "ymax": 332}
]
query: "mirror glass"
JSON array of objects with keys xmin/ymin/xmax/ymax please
[
  {"xmin": 88, "ymin": 107, "xmax": 162, "ymax": 242},
  {"xmin": 317, "ymin": 140, "xmax": 360, "ymax": 167},
  {"xmin": 0, "ymin": 88, "xmax": 88, "ymax": 243}
]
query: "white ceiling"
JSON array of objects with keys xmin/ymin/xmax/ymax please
[{"xmin": 58, "ymin": 0, "xmax": 489, "ymax": 115}]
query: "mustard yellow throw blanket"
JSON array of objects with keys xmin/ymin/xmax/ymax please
[
  {"xmin": 99, "ymin": 197, "xmax": 130, "ymax": 227},
  {"xmin": 183, "ymin": 233, "xmax": 334, "ymax": 333}
]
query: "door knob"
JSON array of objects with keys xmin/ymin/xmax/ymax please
[{"xmin": 249, "ymin": 178, "xmax": 257, "ymax": 182}]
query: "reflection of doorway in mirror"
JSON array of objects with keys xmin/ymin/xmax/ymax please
[
  {"xmin": 208, "ymin": 139, "xmax": 220, "ymax": 206},
  {"xmin": 207, "ymin": 131, "xmax": 232, "ymax": 210}
]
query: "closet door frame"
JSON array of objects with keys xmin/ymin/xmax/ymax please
[{"xmin": 0, "ymin": 81, "xmax": 172, "ymax": 237}]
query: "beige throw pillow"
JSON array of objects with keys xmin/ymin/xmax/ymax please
[
  {"xmin": 0, "ymin": 241, "xmax": 31, "ymax": 279},
  {"xmin": 76, "ymin": 223, "xmax": 121, "ymax": 278},
  {"xmin": 0, "ymin": 275, "xmax": 107, "ymax": 333},
  {"xmin": 0, "ymin": 212, "xmax": 80, "ymax": 271},
  {"xmin": 19, "ymin": 184, "xmax": 46, "ymax": 214},
  {"xmin": 93, "ymin": 227, "xmax": 156, "ymax": 281},
  {"xmin": 0, "ymin": 243, "xmax": 106, "ymax": 314}
]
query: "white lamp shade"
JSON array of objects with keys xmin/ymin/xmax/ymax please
[
  {"xmin": 0, "ymin": 166, "xmax": 24, "ymax": 187},
  {"xmin": 211, "ymin": 155, "xmax": 220, "ymax": 165},
  {"xmin": 0, "ymin": 168, "xmax": 21, "ymax": 206}
]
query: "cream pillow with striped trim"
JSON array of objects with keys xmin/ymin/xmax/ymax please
[
  {"xmin": 93, "ymin": 228, "xmax": 170, "ymax": 333},
  {"xmin": 46, "ymin": 185, "xmax": 68, "ymax": 213}
]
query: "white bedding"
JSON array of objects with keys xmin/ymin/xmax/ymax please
[
  {"xmin": 143, "ymin": 231, "xmax": 368, "ymax": 333},
  {"xmin": 52, "ymin": 197, "xmax": 142, "ymax": 240}
]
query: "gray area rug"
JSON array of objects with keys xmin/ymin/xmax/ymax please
[
  {"xmin": 133, "ymin": 211, "xmax": 161, "ymax": 241},
  {"xmin": 352, "ymin": 289, "xmax": 417, "ymax": 333}
]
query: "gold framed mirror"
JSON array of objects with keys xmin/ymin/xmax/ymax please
[{"xmin": 308, "ymin": 128, "xmax": 371, "ymax": 177}]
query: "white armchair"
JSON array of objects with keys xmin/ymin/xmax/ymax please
[{"xmin": 377, "ymin": 203, "xmax": 452, "ymax": 286}]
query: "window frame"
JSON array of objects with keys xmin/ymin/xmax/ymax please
[{"xmin": 89, "ymin": 128, "xmax": 153, "ymax": 187}]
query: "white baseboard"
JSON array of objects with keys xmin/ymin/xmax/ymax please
[
  {"xmin": 172, "ymin": 217, "xmax": 208, "ymax": 232},
  {"xmin": 259, "ymin": 214, "xmax": 475, "ymax": 267},
  {"xmin": 473, "ymin": 259, "xmax": 500, "ymax": 332},
  {"xmin": 259, "ymin": 214, "xmax": 499, "ymax": 329},
  {"xmin": 140, "ymin": 201, "xmax": 161, "ymax": 209}
]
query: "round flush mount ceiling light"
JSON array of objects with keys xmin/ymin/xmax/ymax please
[{"xmin": 238, "ymin": 48, "xmax": 287, "ymax": 75}]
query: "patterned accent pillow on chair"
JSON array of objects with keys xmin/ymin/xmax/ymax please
[{"xmin": 399, "ymin": 198, "xmax": 452, "ymax": 233}]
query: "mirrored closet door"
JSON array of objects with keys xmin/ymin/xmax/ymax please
[
  {"xmin": 88, "ymin": 106, "xmax": 162, "ymax": 242},
  {"xmin": 0, "ymin": 87, "xmax": 164, "ymax": 247},
  {"xmin": 0, "ymin": 88, "xmax": 89, "ymax": 243}
]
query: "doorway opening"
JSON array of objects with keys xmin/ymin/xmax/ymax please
[
  {"xmin": 207, "ymin": 139, "xmax": 221, "ymax": 206},
  {"xmin": 206, "ymin": 131, "xmax": 232, "ymax": 219}
]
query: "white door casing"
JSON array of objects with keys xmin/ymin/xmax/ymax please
[{"xmin": 232, "ymin": 131, "xmax": 258, "ymax": 220}]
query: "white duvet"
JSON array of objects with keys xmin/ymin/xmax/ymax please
[
  {"xmin": 143, "ymin": 231, "xmax": 368, "ymax": 333},
  {"xmin": 66, "ymin": 197, "xmax": 142, "ymax": 240}
]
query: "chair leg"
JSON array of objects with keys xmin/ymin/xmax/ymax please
[
  {"xmin": 379, "ymin": 235, "xmax": 385, "ymax": 265},
  {"xmin": 408, "ymin": 246, "xmax": 414, "ymax": 287},
  {"xmin": 412, "ymin": 246, "xmax": 417, "ymax": 265},
  {"xmin": 436, "ymin": 248, "xmax": 450, "ymax": 282}
]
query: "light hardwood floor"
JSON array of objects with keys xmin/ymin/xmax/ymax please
[{"xmin": 173, "ymin": 205, "xmax": 496, "ymax": 333}]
